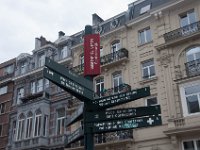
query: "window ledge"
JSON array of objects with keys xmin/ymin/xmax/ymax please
[
  {"xmin": 139, "ymin": 76, "xmax": 158, "ymax": 84},
  {"xmin": 137, "ymin": 40, "xmax": 153, "ymax": 47}
]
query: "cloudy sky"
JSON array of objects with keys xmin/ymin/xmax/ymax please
[{"xmin": 0, "ymin": 0, "xmax": 136, "ymax": 63}]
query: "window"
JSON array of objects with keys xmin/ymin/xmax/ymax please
[
  {"xmin": 113, "ymin": 72, "xmax": 122, "ymax": 93},
  {"xmin": 20, "ymin": 61, "xmax": 27, "ymax": 74},
  {"xmin": 111, "ymin": 40, "xmax": 120, "ymax": 54},
  {"xmin": 25, "ymin": 112, "xmax": 33, "ymax": 138},
  {"xmin": 80, "ymin": 54, "xmax": 84, "ymax": 70},
  {"xmin": 139, "ymin": 27, "xmax": 152, "ymax": 45},
  {"xmin": 0, "ymin": 103, "xmax": 5, "ymax": 114},
  {"xmin": 142, "ymin": 59, "xmax": 155, "ymax": 79},
  {"xmin": 140, "ymin": 4, "xmax": 151, "ymax": 14},
  {"xmin": 100, "ymin": 46, "xmax": 103, "ymax": 57},
  {"xmin": 34, "ymin": 110, "xmax": 42, "ymax": 137},
  {"xmin": 30, "ymin": 81, "xmax": 36, "ymax": 94},
  {"xmin": 0, "ymin": 124, "xmax": 2, "ymax": 136},
  {"xmin": 38, "ymin": 53, "xmax": 45, "ymax": 67},
  {"xmin": 13, "ymin": 121, "xmax": 17, "ymax": 140},
  {"xmin": 17, "ymin": 114, "xmax": 25, "ymax": 140},
  {"xmin": 186, "ymin": 47, "xmax": 200, "ymax": 62},
  {"xmin": 45, "ymin": 79, "xmax": 49, "ymax": 88},
  {"xmin": 61, "ymin": 46, "xmax": 68, "ymax": 59},
  {"xmin": 37, "ymin": 79, "xmax": 43, "ymax": 92},
  {"xmin": 57, "ymin": 108, "xmax": 65, "ymax": 135},
  {"xmin": 43, "ymin": 115, "xmax": 48, "ymax": 136},
  {"xmin": 182, "ymin": 84, "xmax": 200, "ymax": 115},
  {"xmin": 146, "ymin": 97, "xmax": 158, "ymax": 106},
  {"xmin": 0, "ymin": 86, "xmax": 8, "ymax": 95},
  {"xmin": 17, "ymin": 88, "xmax": 24, "ymax": 104},
  {"xmin": 180, "ymin": 10, "xmax": 196, "ymax": 27},
  {"xmin": 182, "ymin": 139, "xmax": 200, "ymax": 150},
  {"xmin": 4, "ymin": 64, "xmax": 14, "ymax": 75},
  {"xmin": 95, "ymin": 78, "xmax": 104, "ymax": 97}
]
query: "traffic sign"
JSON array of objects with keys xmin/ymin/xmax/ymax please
[
  {"xmin": 88, "ymin": 87, "xmax": 150, "ymax": 109},
  {"xmin": 66, "ymin": 104, "xmax": 84, "ymax": 126},
  {"xmin": 43, "ymin": 67, "xmax": 94, "ymax": 101},
  {"xmin": 85, "ymin": 105, "xmax": 161, "ymax": 123},
  {"xmin": 88, "ymin": 115, "xmax": 162, "ymax": 133},
  {"xmin": 65, "ymin": 127, "xmax": 84, "ymax": 145},
  {"xmin": 45, "ymin": 57, "xmax": 93, "ymax": 90}
]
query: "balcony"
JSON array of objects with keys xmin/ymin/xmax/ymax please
[
  {"xmin": 14, "ymin": 136, "xmax": 49, "ymax": 149},
  {"xmin": 96, "ymin": 83, "xmax": 131, "ymax": 98},
  {"xmin": 20, "ymin": 91, "xmax": 50, "ymax": 103},
  {"xmin": 164, "ymin": 21, "xmax": 200, "ymax": 44},
  {"xmin": 185, "ymin": 59, "xmax": 200, "ymax": 77},
  {"xmin": 72, "ymin": 48, "xmax": 129, "ymax": 74}
]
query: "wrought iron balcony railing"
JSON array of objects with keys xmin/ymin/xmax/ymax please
[
  {"xmin": 95, "ymin": 83, "xmax": 131, "ymax": 98},
  {"xmin": 185, "ymin": 58, "xmax": 200, "ymax": 77},
  {"xmin": 72, "ymin": 48, "xmax": 129, "ymax": 74},
  {"xmin": 100, "ymin": 48, "xmax": 128, "ymax": 66},
  {"xmin": 164, "ymin": 21, "xmax": 200, "ymax": 42}
]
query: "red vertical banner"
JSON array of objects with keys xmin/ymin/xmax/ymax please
[{"xmin": 84, "ymin": 34, "xmax": 100, "ymax": 76}]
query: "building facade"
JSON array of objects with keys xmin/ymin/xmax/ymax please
[
  {"xmin": 2, "ymin": 0, "xmax": 200, "ymax": 150},
  {"xmin": 0, "ymin": 59, "xmax": 16, "ymax": 150}
]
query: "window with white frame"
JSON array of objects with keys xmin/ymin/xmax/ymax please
[
  {"xmin": 186, "ymin": 47, "xmax": 200, "ymax": 62},
  {"xmin": 16, "ymin": 87, "xmax": 24, "ymax": 104},
  {"xmin": 57, "ymin": 108, "xmax": 65, "ymax": 135},
  {"xmin": 17, "ymin": 114, "xmax": 25, "ymax": 140},
  {"xmin": 0, "ymin": 86, "xmax": 8, "ymax": 95},
  {"xmin": 61, "ymin": 46, "xmax": 68, "ymax": 59},
  {"xmin": 30, "ymin": 81, "xmax": 36, "ymax": 94},
  {"xmin": 139, "ymin": 27, "xmax": 152, "ymax": 45},
  {"xmin": 95, "ymin": 77, "xmax": 104, "ymax": 97},
  {"xmin": 25, "ymin": 112, "xmax": 33, "ymax": 138},
  {"xmin": 0, "ymin": 103, "xmax": 5, "ymax": 114},
  {"xmin": 38, "ymin": 53, "xmax": 45, "ymax": 67},
  {"xmin": 142, "ymin": 59, "xmax": 155, "ymax": 79},
  {"xmin": 43, "ymin": 115, "xmax": 48, "ymax": 136},
  {"xmin": 113, "ymin": 72, "xmax": 123, "ymax": 93},
  {"xmin": 0, "ymin": 124, "xmax": 2, "ymax": 136},
  {"xmin": 180, "ymin": 82, "xmax": 200, "ymax": 116},
  {"xmin": 37, "ymin": 79, "xmax": 43, "ymax": 92},
  {"xmin": 111, "ymin": 40, "xmax": 121, "ymax": 54},
  {"xmin": 140, "ymin": 4, "xmax": 151, "ymax": 14},
  {"xmin": 146, "ymin": 97, "xmax": 158, "ymax": 106},
  {"xmin": 180, "ymin": 10, "xmax": 196, "ymax": 27},
  {"xmin": 34, "ymin": 110, "xmax": 42, "ymax": 137},
  {"xmin": 182, "ymin": 139, "xmax": 200, "ymax": 150},
  {"xmin": 4, "ymin": 64, "xmax": 14, "ymax": 75}
]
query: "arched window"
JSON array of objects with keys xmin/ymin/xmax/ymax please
[
  {"xmin": 17, "ymin": 114, "xmax": 25, "ymax": 140},
  {"xmin": 26, "ymin": 112, "xmax": 33, "ymax": 138},
  {"xmin": 34, "ymin": 109, "xmax": 42, "ymax": 137},
  {"xmin": 186, "ymin": 46, "xmax": 200, "ymax": 62}
]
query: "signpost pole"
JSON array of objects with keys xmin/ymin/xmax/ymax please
[{"xmin": 84, "ymin": 25, "xmax": 94, "ymax": 150}]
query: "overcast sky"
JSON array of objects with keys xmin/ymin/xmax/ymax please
[{"xmin": 0, "ymin": 0, "xmax": 136, "ymax": 64}]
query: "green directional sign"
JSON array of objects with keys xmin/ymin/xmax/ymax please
[
  {"xmin": 45, "ymin": 57, "xmax": 93, "ymax": 90},
  {"xmin": 43, "ymin": 67, "xmax": 93, "ymax": 101},
  {"xmin": 85, "ymin": 105, "xmax": 161, "ymax": 123},
  {"xmin": 65, "ymin": 127, "xmax": 84, "ymax": 145},
  {"xmin": 89, "ymin": 87, "xmax": 150, "ymax": 110},
  {"xmin": 88, "ymin": 115, "xmax": 162, "ymax": 133}
]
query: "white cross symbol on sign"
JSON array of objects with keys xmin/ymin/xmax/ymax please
[{"xmin": 147, "ymin": 118, "xmax": 154, "ymax": 125}]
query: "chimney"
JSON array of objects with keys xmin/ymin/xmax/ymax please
[
  {"xmin": 58, "ymin": 31, "xmax": 65, "ymax": 38},
  {"xmin": 40, "ymin": 36, "xmax": 47, "ymax": 47},
  {"xmin": 35, "ymin": 38, "xmax": 41, "ymax": 49},
  {"xmin": 92, "ymin": 13, "xmax": 104, "ymax": 26}
]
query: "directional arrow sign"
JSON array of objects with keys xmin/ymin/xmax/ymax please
[
  {"xmin": 65, "ymin": 127, "xmax": 84, "ymax": 146},
  {"xmin": 88, "ymin": 115, "xmax": 162, "ymax": 133},
  {"xmin": 88, "ymin": 87, "xmax": 150, "ymax": 109},
  {"xmin": 43, "ymin": 67, "xmax": 94, "ymax": 101},
  {"xmin": 85, "ymin": 105, "xmax": 161, "ymax": 123},
  {"xmin": 45, "ymin": 57, "xmax": 93, "ymax": 91}
]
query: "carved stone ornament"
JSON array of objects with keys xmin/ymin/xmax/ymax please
[
  {"xmin": 110, "ymin": 18, "xmax": 120, "ymax": 29},
  {"xmin": 95, "ymin": 25, "xmax": 104, "ymax": 34},
  {"xmin": 158, "ymin": 54, "xmax": 173, "ymax": 67}
]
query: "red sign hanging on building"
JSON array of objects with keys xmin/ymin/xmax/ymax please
[{"xmin": 84, "ymin": 34, "xmax": 100, "ymax": 76}]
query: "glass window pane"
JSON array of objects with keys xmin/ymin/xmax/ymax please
[
  {"xmin": 189, "ymin": 11, "xmax": 196, "ymax": 24},
  {"xmin": 146, "ymin": 29, "xmax": 152, "ymax": 42},
  {"xmin": 143, "ymin": 68, "xmax": 149, "ymax": 78},
  {"xmin": 139, "ymin": 31, "xmax": 145, "ymax": 44},
  {"xmin": 147, "ymin": 97, "xmax": 157, "ymax": 106},
  {"xmin": 185, "ymin": 85, "xmax": 200, "ymax": 95},
  {"xmin": 180, "ymin": 16, "xmax": 188, "ymax": 27},
  {"xmin": 150, "ymin": 66, "xmax": 155, "ymax": 76},
  {"xmin": 183, "ymin": 141, "xmax": 195, "ymax": 150},
  {"xmin": 186, "ymin": 95, "xmax": 200, "ymax": 114}
]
